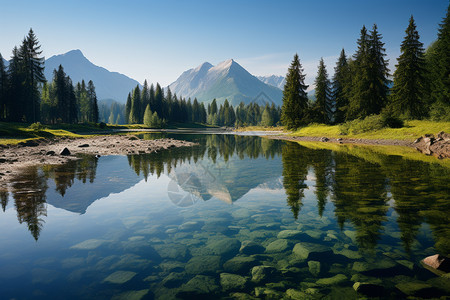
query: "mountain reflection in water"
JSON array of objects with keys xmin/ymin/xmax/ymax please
[{"xmin": 1, "ymin": 134, "xmax": 449, "ymax": 255}]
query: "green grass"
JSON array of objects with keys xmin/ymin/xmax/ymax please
[
  {"xmin": 235, "ymin": 126, "xmax": 284, "ymax": 132},
  {"xmin": 291, "ymin": 120, "xmax": 450, "ymax": 141}
]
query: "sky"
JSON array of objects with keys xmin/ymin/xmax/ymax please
[{"xmin": 0, "ymin": 0, "xmax": 448, "ymax": 88}]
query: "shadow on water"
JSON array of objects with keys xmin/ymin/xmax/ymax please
[{"xmin": 1, "ymin": 133, "xmax": 449, "ymax": 256}]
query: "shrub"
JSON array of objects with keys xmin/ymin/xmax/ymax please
[
  {"xmin": 338, "ymin": 113, "xmax": 403, "ymax": 135},
  {"xmin": 28, "ymin": 122, "xmax": 46, "ymax": 131}
]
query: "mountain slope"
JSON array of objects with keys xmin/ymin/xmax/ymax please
[
  {"xmin": 169, "ymin": 59, "xmax": 283, "ymax": 106},
  {"xmin": 257, "ymin": 75, "xmax": 286, "ymax": 90},
  {"xmin": 44, "ymin": 50, "xmax": 140, "ymax": 103}
]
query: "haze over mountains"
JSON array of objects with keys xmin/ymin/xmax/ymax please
[
  {"xmin": 3, "ymin": 50, "xmax": 290, "ymax": 106},
  {"xmin": 169, "ymin": 59, "xmax": 283, "ymax": 106},
  {"xmin": 44, "ymin": 50, "xmax": 141, "ymax": 103}
]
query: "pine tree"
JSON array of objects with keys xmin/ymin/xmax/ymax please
[
  {"xmin": 143, "ymin": 104, "xmax": 152, "ymax": 126},
  {"xmin": 426, "ymin": 3, "xmax": 450, "ymax": 120},
  {"xmin": 210, "ymin": 98, "xmax": 218, "ymax": 115},
  {"xmin": 87, "ymin": 80, "xmax": 98, "ymax": 123},
  {"xmin": 108, "ymin": 111, "xmax": 115, "ymax": 124},
  {"xmin": 281, "ymin": 54, "xmax": 309, "ymax": 129},
  {"xmin": 141, "ymin": 80, "xmax": 149, "ymax": 121},
  {"xmin": 260, "ymin": 104, "xmax": 273, "ymax": 126},
  {"xmin": 19, "ymin": 29, "xmax": 45, "ymax": 122},
  {"xmin": 367, "ymin": 24, "xmax": 390, "ymax": 114},
  {"xmin": 332, "ymin": 49, "xmax": 350, "ymax": 123},
  {"xmin": 8, "ymin": 46, "xmax": 25, "ymax": 121},
  {"xmin": 125, "ymin": 93, "xmax": 131, "ymax": 123},
  {"xmin": 390, "ymin": 16, "xmax": 427, "ymax": 119},
  {"xmin": 130, "ymin": 85, "xmax": 141, "ymax": 124},
  {"xmin": 154, "ymin": 83, "xmax": 163, "ymax": 117},
  {"xmin": 0, "ymin": 53, "xmax": 7, "ymax": 120},
  {"xmin": 312, "ymin": 58, "xmax": 332, "ymax": 124}
]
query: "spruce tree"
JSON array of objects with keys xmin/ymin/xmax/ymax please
[
  {"xmin": 141, "ymin": 80, "xmax": 149, "ymax": 121},
  {"xmin": 8, "ymin": 46, "xmax": 25, "ymax": 121},
  {"xmin": 312, "ymin": 58, "xmax": 332, "ymax": 124},
  {"xmin": 426, "ymin": 3, "xmax": 450, "ymax": 119},
  {"xmin": 332, "ymin": 49, "xmax": 350, "ymax": 123},
  {"xmin": 260, "ymin": 104, "xmax": 273, "ymax": 126},
  {"xmin": 20, "ymin": 29, "xmax": 45, "ymax": 122},
  {"xmin": 87, "ymin": 80, "xmax": 98, "ymax": 123},
  {"xmin": 125, "ymin": 93, "xmax": 132, "ymax": 123},
  {"xmin": 143, "ymin": 104, "xmax": 152, "ymax": 126},
  {"xmin": 390, "ymin": 16, "xmax": 427, "ymax": 119},
  {"xmin": 130, "ymin": 85, "xmax": 141, "ymax": 124},
  {"xmin": 281, "ymin": 54, "xmax": 309, "ymax": 129},
  {"xmin": 367, "ymin": 24, "xmax": 390, "ymax": 114},
  {"xmin": 0, "ymin": 53, "xmax": 7, "ymax": 120}
]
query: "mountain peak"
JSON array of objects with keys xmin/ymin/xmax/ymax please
[
  {"xmin": 194, "ymin": 62, "xmax": 213, "ymax": 72},
  {"xmin": 62, "ymin": 49, "xmax": 85, "ymax": 58}
]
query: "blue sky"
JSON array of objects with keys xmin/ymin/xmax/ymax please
[{"xmin": 0, "ymin": 0, "xmax": 448, "ymax": 87}]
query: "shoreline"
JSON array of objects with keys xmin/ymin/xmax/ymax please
[{"xmin": 0, "ymin": 135, "xmax": 196, "ymax": 190}]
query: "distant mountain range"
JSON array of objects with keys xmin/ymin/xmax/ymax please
[
  {"xmin": 257, "ymin": 75, "xmax": 286, "ymax": 90},
  {"xmin": 44, "ymin": 50, "xmax": 140, "ymax": 103},
  {"xmin": 169, "ymin": 59, "xmax": 283, "ymax": 106}
]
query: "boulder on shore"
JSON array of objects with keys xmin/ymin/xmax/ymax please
[
  {"xmin": 60, "ymin": 147, "xmax": 71, "ymax": 156},
  {"xmin": 422, "ymin": 254, "xmax": 450, "ymax": 275},
  {"xmin": 414, "ymin": 132, "xmax": 450, "ymax": 159}
]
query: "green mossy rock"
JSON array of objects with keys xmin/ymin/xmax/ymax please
[
  {"xmin": 239, "ymin": 240, "xmax": 265, "ymax": 255},
  {"xmin": 308, "ymin": 261, "xmax": 321, "ymax": 276},
  {"xmin": 220, "ymin": 273, "xmax": 248, "ymax": 291},
  {"xmin": 207, "ymin": 238, "xmax": 241, "ymax": 258},
  {"xmin": 103, "ymin": 271, "xmax": 137, "ymax": 284},
  {"xmin": 223, "ymin": 256, "xmax": 259, "ymax": 275},
  {"xmin": 265, "ymin": 239, "xmax": 291, "ymax": 253},
  {"xmin": 316, "ymin": 274, "xmax": 347, "ymax": 286},
  {"xmin": 185, "ymin": 255, "xmax": 221, "ymax": 275},
  {"xmin": 277, "ymin": 230, "xmax": 303, "ymax": 239},
  {"xmin": 292, "ymin": 242, "xmax": 332, "ymax": 260}
]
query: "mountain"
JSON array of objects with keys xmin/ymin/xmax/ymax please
[
  {"xmin": 1, "ymin": 57, "xmax": 8, "ymax": 68},
  {"xmin": 169, "ymin": 59, "xmax": 283, "ymax": 106},
  {"xmin": 44, "ymin": 50, "xmax": 141, "ymax": 103},
  {"xmin": 257, "ymin": 75, "xmax": 286, "ymax": 90}
]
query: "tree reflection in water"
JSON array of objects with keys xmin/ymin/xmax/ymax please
[{"xmin": 0, "ymin": 135, "xmax": 448, "ymax": 255}]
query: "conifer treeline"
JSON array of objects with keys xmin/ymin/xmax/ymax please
[
  {"xmin": 125, "ymin": 83, "xmax": 281, "ymax": 127},
  {"xmin": 282, "ymin": 6, "xmax": 450, "ymax": 129},
  {"xmin": 0, "ymin": 29, "xmax": 99, "ymax": 124}
]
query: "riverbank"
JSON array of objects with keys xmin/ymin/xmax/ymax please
[{"xmin": 0, "ymin": 135, "xmax": 196, "ymax": 190}]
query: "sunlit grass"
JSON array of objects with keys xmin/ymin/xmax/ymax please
[{"xmin": 291, "ymin": 120, "xmax": 450, "ymax": 141}]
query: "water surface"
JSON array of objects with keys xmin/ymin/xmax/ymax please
[{"xmin": 0, "ymin": 134, "xmax": 449, "ymax": 299}]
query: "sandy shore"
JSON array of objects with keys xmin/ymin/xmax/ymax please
[{"xmin": 0, "ymin": 135, "xmax": 196, "ymax": 189}]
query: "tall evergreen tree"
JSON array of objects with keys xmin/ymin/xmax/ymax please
[
  {"xmin": 19, "ymin": 29, "xmax": 45, "ymax": 122},
  {"xmin": 0, "ymin": 53, "xmax": 7, "ymax": 120},
  {"xmin": 87, "ymin": 80, "xmax": 99, "ymax": 123},
  {"xmin": 141, "ymin": 80, "xmax": 150, "ymax": 120},
  {"xmin": 260, "ymin": 103, "xmax": 273, "ymax": 126},
  {"xmin": 332, "ymin": 49, "xmax": 351, "ymax": 123},
  {"xmin": 312, "ymin": 58, "xmax": 332, "ymax": 124},
  {"xmin": 390, "ymin": 16, "xmax": 427, "ymax": 119},
  {"xmin": 8, "ymin": 46, "xmax": 25, "ymax": 121},
  {"xmin": 125, "ymin": 93, "xmax": 132, "ymax": 123},
  {"xmin": 130, "ymin": 85, "xmax": 141, "ymax": 124},
  {"xmin": 143, "ymin": 104, "xmax": 152, "ymax": 126},
  {"xmin": 281, "ymin": 54, "xmax": 309, "ymax": 129},
  {"xmin": 426, "ymin": 3, "xmax": 450, "ymax": 120},
  {"xmin": 154, "ymin": 83, "xmax": 163, "ymax": 117}
]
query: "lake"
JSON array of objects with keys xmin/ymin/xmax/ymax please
[{"xmin": 0, "ymin": 134, "xmax": 449, "ymax": 299}]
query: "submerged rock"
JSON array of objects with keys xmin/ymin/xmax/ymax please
[
  {"xmin": 111, "ymin": 289, "xmax": 149, "ymax": 300},
  {"xmin": 395, "ymin": 281, "xmax": 437, "ymax": 297},
  {"xmin": 251, "ymin": 265, "xmax": 278, "ymax": 283},
  {"xmin": 308, "ymin": 261, "xmax": 321, "ymax": 276},
  {"xmin": 292, "ymin": 242, "xmax": 333, "ymax": 260},
  {"xmin": 220, "ymin": 273, "xmax": 248, "ymax": 292},
  {"xmin": 162, "ymin": 272, "xmax": 188, "ymax": 288},
  {"xmin": 103, "ymin": 271, "xmax": 137, "ymax": 284},
  {"xmin": 422, "ymin": 254, "xmax": 450, "ymax": 273},
  {"xmin": 277, "ymin": 230, "xmax": 303, "ymax": 240},
  {"xmin": 316, "ymin": 274, "xmax": 347, "ymax": 286},
  {"xmin": 353, "ymin": 282, "xmax": 385, "ymax": 297},
  {"xmin": 71, "ymin": 239, "xmax": 108, "ymax": 250},
  {"xmin": 185, "ymin": 255, "xmax": 221, "ymax": 275},
  {"xmin": 265, "ymin": 239, "xmax": 291, "ymax": 253},
  {"xmin": 223, "ymin": 256, "xmax": 259, "ymax": 275},
  {"xmin": 176, "ymin": 275, "xmax": 220, "ymax": 298},
  {"xmin": 207, "ymin": 238, "xmax": 241, "ymax": 258},
  {"xmin": 239, "ymin": 240, "xmax": 265, "ymax": 255}
]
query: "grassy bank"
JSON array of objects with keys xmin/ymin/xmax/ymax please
[{"xmin": 292, "ymin": 120, "xmax": 450, "ymax": 141}]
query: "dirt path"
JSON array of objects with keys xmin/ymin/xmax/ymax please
[{"xmin": 0, "ymin": 135, "xmax": 196, "ymax": 189}]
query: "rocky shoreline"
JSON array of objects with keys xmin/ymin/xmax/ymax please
[
  {"xmin": 0, "ymin": 135, "xmax": 196, "ymax": 190},
  {"xmin": 265, "ymin": 131, "xmax": 450, "ymax": 159}
]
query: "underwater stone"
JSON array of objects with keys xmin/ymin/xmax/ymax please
[
  {"xmin": 103, "ymin": 271, "xmax": 137, "ymax": 284},
  {"xmin": 343, "ymin": 230, "xmax": 357, "ymax": 243},
  {"xmin": 352, "ymin": 259, "xmax": 397, "ymax": 272},
  {"xmin": 254, "ymin": 287, "xmax": 282, "ymax": 298},
  {"xmin": 111, "ymin": 289, "xmax": 149, "ymax": 300},
  {"xmin": 285, "ymin": 288, "xmax": 309, "ymax": 299},
  {"xmin": 229, "ymin": 292, "xmax": 258, "ymax": 300},
  {"xmin": 176, "ymin": 275, "xmax": 220, "ymax": 297},
  {"xmin": 304, "ymin": 229, "xmax": 323, "ymax": 240},
  {"xmin": 292, "ymin": 242, "xmax": 333, "ymax": 260},
  {"xmin": 162, "ymin": 272, "xmax": 189, "ymax": 288},
  {"xmin": 353, "ymin": 282, "xmax": 386, "ymax": 297},
  {"xmin": 70, "ymin": 239, "xmax": 109, "ymax": 250},
  {"xmin": 223, "ymin": 256, "xmax": 259, "ymax": 275},
  {"xmin": 240, "ymin": 240, "xmax": 265, "ymax": 255},
  {"xmin": 251, "ymin": 265, "xmax": 278, "ymax": 283},
  {"xmin": 159, "ymin": 261, "xmax": 185, "ymax": 273},
  {"xmin": 207, "ymin": 238, "xmax": 241, "ymax": 258},
  {"xmin": 308, "ymin": 261, "xmax": 321, "ymax": 276},
  {"xmin": 154, "ymin": 244, "xmax": 189, "ymax": 261},
  {"xmin": 333, "ymin": 248, "xmax": 362, "ymax": 260},
  {"xmin": 178, "ymin": 221, "xmax": 204, "ymax": 231},
  {"xmin": 111, "ymin": 254, "xmax": 152, "ymax": 271},
  {"xmin": 396, "ymin": 260, "xmax": 414, "ymax": 270},
  {"xmin": 277, "ymin": 230, "xmax": 303, "ymax": 240},
  {"xmin": 220, "ymin": 273, "xmax": 248, "ymax": 292},
  {"xmin": 316, "ymin": 274, "xmax": 347, "ymax": 286},
  {"xmin": 265, "ymin": 239, "xmax": 291, "ymax": 253},
  {"xmin": 395, "ymin": 281, "xmax": 435, "ymax": 297},
  {"xmin": 185, "ymin": 255, "xmax": 221, "ymax": 275}
]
